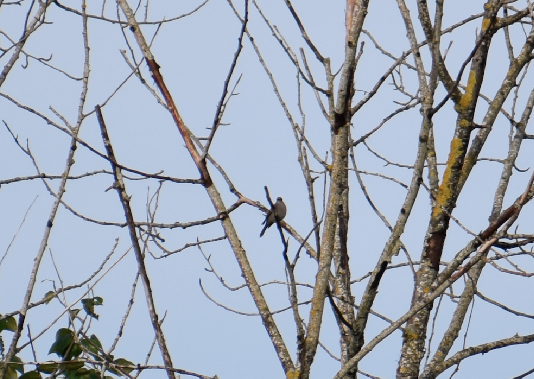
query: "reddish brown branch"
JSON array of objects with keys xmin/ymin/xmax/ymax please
[{"xmin": 145, "ymin": 58, "xmax": 212, "ymax": 187}]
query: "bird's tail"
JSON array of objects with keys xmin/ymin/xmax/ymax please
[{"xmin": 259, "ymin": 225, "xmax": 268, "ymax": 237}]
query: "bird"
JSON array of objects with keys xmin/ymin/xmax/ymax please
[{"xmin": 260, "ymin": 197, "xmax": 287, "ymax": 237}]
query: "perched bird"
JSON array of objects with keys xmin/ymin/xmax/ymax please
[{"xmin": 260, "ymin": 197, "xmax": 287, "ymax": 237}]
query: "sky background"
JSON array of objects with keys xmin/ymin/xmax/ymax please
[{"xmin": 1, "ymin": 0, "xmax": 534, "ymax": 378}]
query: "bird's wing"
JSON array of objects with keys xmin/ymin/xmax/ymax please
[{"xmin": 261, "ymin": 209, "xmax": 272, "ymax": 225}]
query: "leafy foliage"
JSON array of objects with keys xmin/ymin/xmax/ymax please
[{"xmin": 0, "ymin": 298, "xmax": 133, "ymax": 378}]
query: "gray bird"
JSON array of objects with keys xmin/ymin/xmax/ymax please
[{"xmin": 260, "ymin": 197, "xmax": 287, "ymax": 237}]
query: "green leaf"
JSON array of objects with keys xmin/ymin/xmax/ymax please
[
  {"xmin": 49, "ymin": 328, "xmax": 82, "ymax": 359},
  {"xmin": 65, "ymin": 342, "xmax": 83, "ymax": 360},
  {"xmin": 83, "ymin": 371, "xmax": 101, "ymax": 379},
  {"xmin": 59, "ymin": 361, "xmax": 87, "ymax": 379},
  {"xmin": 72, "ymin": 367, "xmax": 91, "ymax": 375},
  {"xmin": 37, "ymin": 362, "xmax": 58, "ymax": 374},
  {"xmin": 43, "ymin": 291, "xmax": 56, "ymax": 304},
  {"xmin": 111, "ymin": 358, "xmax": 135, "ymax": 375},
  {"xmin": 3, "ymin": 366, "xmax": 17, "ymax": 379},
  {"xmin": 61, "ymin": 361, "xmax": 85, "ymax": 372},
  {"xmin": 49, "ymin": 328, "xmax": 75, "ymax": 356},
  {"xmin": 69, "ymin": 309, "xmax": 81, "ymax": 320},
  {"xmin": 11, "ymin": 355, "xmax": 24, "ymax": 374},
  {"xmin": 81, "ymin": 297, "xmax": 103, "ymax": 320},
  {"xmin": 81, "ymin": 334, "xmax": 102, "ymax": 355},
  {"xmin": 0, "ymin": 356, "xmax": 23, "ymax": 379},
  {"xmin": 19, "ymin": 371, "xmax": 41, "ymax": 379},
  {"xmin": 63, "ymin": 366, "xmax": 100, "ymax": 379},
  {"xmin": 0, "ymin": 316, "xmax": 17, "ymax": 332}
]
